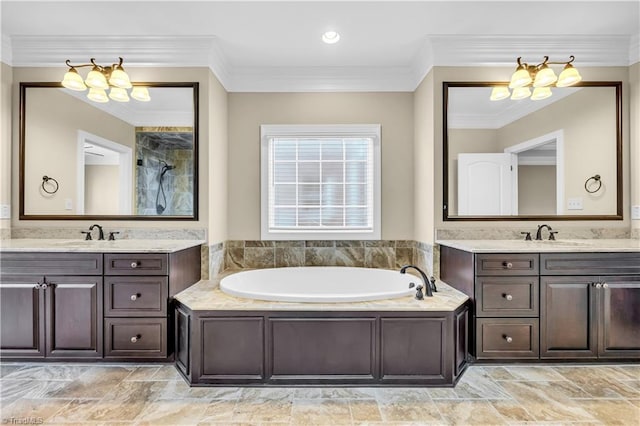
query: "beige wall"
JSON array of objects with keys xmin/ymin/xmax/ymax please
[
  {"xmin": 413, "ymin": 70, "xmax": 435, "ymax": 243},
  {"xmin": 518, "ymin": 165, "xmax": 557, "ymax": 215},
  {"xmin": 10, "ymin": 66, "xmax": 221, "ymax": 239},
  {"xmin": 432, "ymin": 65, "xmax": 631, "ymax": 232},
  {"xmin": 630, "ymin": 62, "xmax": 640, "ymax": 233},
  {"xmin": 24, "ymin": 88, "xmax": 134, "ymax": 215},
  {"xmin": 227, "ymin": 92, "xmax": 414, "ymax": 240},
  {"xmin": 85, "ymin": 165, "xmax": 119, "ymax": 215},
  {"xmin": 207, "ymin": 72, "xmax": 229, "ymax": 243},
  {"xmin": 1, "ymin": 62, "xmax": 11, "ymax": 232}
]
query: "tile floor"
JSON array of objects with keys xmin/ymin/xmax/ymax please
[{"xmin": 0, "ymin": 363, "xmax": 638, "ymax": 425}]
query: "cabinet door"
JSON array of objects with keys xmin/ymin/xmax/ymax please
[
  {"xmin": 598, "ymin": 276, "xmax": 640, "ymax": 358},
  {"xmin": 540, "ymin": 276, "xmax": 598, "ymax": 359},
  {"xmin": 0, "ymin": 276, "xmax": 45, "ymax": 357},
  {"xmin": 45, "ymin": 276, "xmax": 103, "ymax": 358}
]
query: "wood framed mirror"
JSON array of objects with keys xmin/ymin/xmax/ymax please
[
  {"xmin": 443, "ymin": 81, "xmax": 622, "ymax": 221},
  {"xmin": 19, "ymin": 82, "xmax": 199, "ymax": 220}
]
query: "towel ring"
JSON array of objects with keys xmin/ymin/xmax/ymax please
[
  {"xmin": 42, "ymin": 176, "xmax": 59, "ymax": 194},
  {"xmin": 584, "ymin": 174, "xmax": 602, "ymax": 194}
]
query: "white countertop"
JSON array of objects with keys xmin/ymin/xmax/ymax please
[
  {"xmin": 436, "ymin": 239, "xmax": 640, "ymax": 253},
  {"xmin": 0, "ymin": 238, "xmax": 205, "ymax": 253},
  {"xmin": 175, "ymin": 270, "xmax": 469, "ymax": 312}
]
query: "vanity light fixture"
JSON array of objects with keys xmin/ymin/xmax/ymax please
[
  {"xmin": 322, "ymin": 31, "xmax": 340, "ymax": 44},
  {"xmin": 491, "ymin": 55, "xmax": 582, "ymax": 101},
  {"xmin": 61, "ymin": 57, "xmax": 150, "ymax": 103}
]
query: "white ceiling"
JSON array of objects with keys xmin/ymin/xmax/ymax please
[{"xmin": 2, "ymin": 1, "xmax": 639, "ymax": 92}]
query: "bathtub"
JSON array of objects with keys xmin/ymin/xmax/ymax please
[{"xmin": 220, "ymin": 266, "xmax": 416, "ymax": 302}]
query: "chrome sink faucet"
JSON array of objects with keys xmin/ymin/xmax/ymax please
[{"xmin": 535, "ymin": 224, "xmax": 553, "ymax": 241}]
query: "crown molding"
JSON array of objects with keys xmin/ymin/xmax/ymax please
[
  {"xmin": 8, "ymin": 35, "xmax": 218, "ymax": 68},
  {"xmin": 3, "ymin": 34, "xmax": 636, "ymax": 92},
  {"xmin": 429, "ymin": 35, "xmax": 633, "ymax": 67},
  {"xmin": 1, "ymin": 34, "xmax": 12, "ymax": 65},
  {"xmin": 224, "ymin": 65, "xmax": 417, "ymax": 92},
  {"xmin": 630, "ymin": 34, "xmax": 640, "ymax": 65}
]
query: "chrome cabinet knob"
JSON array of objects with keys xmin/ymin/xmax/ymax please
[
  {"xmin": 595, "ymin": 283, "xmax": 602, "ymax": 289},
  {"xmin": 602, "ymin": 283, "xmax": 609, "ymax": 289},
  {"xmin": 505, "ymin": 336, "xmax": 513, "ymax": 343},
  {"xmin": 130, "ymin": 335, "xmax": 141, "ymax": 343},
  {"xmin": 503, "ymin": 262, "xmax": 513, "ymax": 269},
  {"xmin": 130, "ymin": 294, "xmax": 138, "ymax": 301},
  {"xmin": 504, "ymin": 294, "xmax": 513, "ymax": 301},
  {"xmin": 130, "ymin": 262, "xmax": 139, "ymax": 268}
]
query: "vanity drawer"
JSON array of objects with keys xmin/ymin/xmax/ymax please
[
  {"xmin": 104, "ymin": 318, "xmax": 167, "ymax": 358},
  {"xmin": 475, "ymin": 254, "xmax": 539, "ymax": 276},
  {"xmin": 541, "ymin": 253, "xmax": 640, "ymax": 275},
  {"xmin": 476, "ymin": 318, "xmax": 539, "ymax": 359},
  {"xmin": 104, "ymin": 254, "xmax": 168, "ymax": 276},
  {"xmin": 0, "ymin": 252, "xmax": 103, "ymax": 276},
  {"xmin": 105, "ymin": 276, "xmax": 168, "ymax": 317},
  {"xmin": 476, "ymin": 276, "xmax": 539, "ymax": 317}
]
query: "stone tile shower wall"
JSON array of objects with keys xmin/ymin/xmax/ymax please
[
  {"xmin": 135, "ymin": 128, "xmax": 194, "ymax": 216},
  {"xmin": 223, "ymin": 240, "xmax": 434, "ymax": 272}
]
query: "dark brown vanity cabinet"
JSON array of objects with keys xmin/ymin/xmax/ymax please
[
  {"xmin": 440, "ymin": 247, "xmax": 640, "ymax": 361},
  {"xmin": 0, "ymin": 253, "xmax": 104, "ymax": 359},
  {"xmin": 103, "ymin": 249, "xmax": 201, "ymax": 360},
  {"xmin": 0, "ymin": 246, "xmax": 201, "ymax": 362},
  {"xmin": 540, "ymin": 253, "xmax": 640, "ymax": 359}
]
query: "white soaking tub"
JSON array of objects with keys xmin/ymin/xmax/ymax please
[{"xmin": 220, "ymin": 267, "xmax": 417, "ymax": 303}]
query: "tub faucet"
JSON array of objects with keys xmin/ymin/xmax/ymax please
[
  {"xmin": 535, "ymin": 224, "xmax": 553, "ymax": 241},
  {"xmin": 400, "ymin": 265, "xmax": 434, "ymax": 297},
  {"xmin": 89, "ymin": 224, "xmax": 105, "ymax": 241}
]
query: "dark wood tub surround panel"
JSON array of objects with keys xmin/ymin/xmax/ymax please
[
  {"xmin": 0, "ymin": 246, "xmax": 201, "ymax": 362},
  {"xmin": 177, "ymin": 306, "xmax": 469, "ymax": 387},
  {"xmin": 439, "ymin": 245, "xmax": 640, "ymax": 362}
]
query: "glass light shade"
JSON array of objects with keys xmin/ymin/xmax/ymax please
[
  {"xmin": 509, "ymin": 68, "xmax": 532, "ymax": 88},
  {"xmin": 531, "ymin": 86, "xmax": 552, "ymax": 101},
  {"xmin": 61, "ymin": 69, "xmax": 87, "ymax": 91},
  {"xmin": 87, "ymin": 88, "xmax": 109, "ymax": 103},
  {"xmin": 533, "ymin": 66, "xmax": 558, "ymax": 87},
  {"xmin": 490, "ymin": 86, "xmax": 510, "ymax": 101},
  {"xmin": 130, "ymin": 86, "xmax": 151, "ymax": 102},
  {"xmin": 557, "ymin": 65, "xmax": 582, "ymax": 87},
  {"xmin": 108, "ymin": 87, "xmax": 130, "ymax": 102},
  {"xmin": 510, "ymin": 86, "xmax": 531, "ymax": 100},
  {"xmin": 85, "ymin": 68, "xmax": 109, "ymax": 89},
  {"xmin": 109, "ymin": 68, "xmax": 132, "ymax": 89}
]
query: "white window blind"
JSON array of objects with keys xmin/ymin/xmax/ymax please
[{"xmin": 261, "ymin": 125, "xmax": 381, "ymax": 240}]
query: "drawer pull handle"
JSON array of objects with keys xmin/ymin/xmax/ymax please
[
  {"xmin": 503, "ymin": 262, "xmax": 513, "ymax": 269},
  {"xmin": 504, "ymin": 294, "xmax": 513, "ymax": 301},
  {"xmin": 602, "ymin": 283, "xmax": 609, "ymax": 289},
  {"xmin": 504, "ymin": 336, "xmax": 513, "ymax": 343},
  {"xmin": 130, "ymin": 294, "xmax": 139, "ymax": 301},
  {"xmin": 131, "ymin": 335, "xmax": 141, "ymax": 343},
  {"xmin": 130, "ymin": 262, "xmax": 139, "ymax": 268},
  {"xmin": 595, "ymin": 283, "xmax": 602, "ymax": 289}
]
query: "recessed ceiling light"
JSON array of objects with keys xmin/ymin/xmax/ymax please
[{"xmin": 322, "ymin": 31, "xmax": 340, "ymax": 44}]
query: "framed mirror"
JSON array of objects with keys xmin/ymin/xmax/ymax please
[
  {"xmin": 443, "ymin": 81, "xmax": 622, "ymax": 221},
  {"xmin": 19, "ymin": 82, "xmax": 199, "ymax": 220}
]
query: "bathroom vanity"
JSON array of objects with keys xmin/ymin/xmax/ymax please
[
  {"xmin": 0, "ymin": 239, "xmax": 202, "ymax": 361},
  {"xmin": 439, "ymin": 239, "xmax": 640, "ymax": 361},
  {"xmin": 173, "ymin": 276, "xmax": 470, "ymax": 386}
]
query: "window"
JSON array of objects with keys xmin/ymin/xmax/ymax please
[{"xmin": 261, "ymin": 124, "xmax": 381, "ymax": 240}]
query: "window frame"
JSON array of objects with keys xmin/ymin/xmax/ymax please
[{"xmin": 260, "ymin": 124, "xmax": 381, "ymax": 240}]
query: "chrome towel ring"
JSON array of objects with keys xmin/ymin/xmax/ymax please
[
  {"xmin": 584, "ymin": 174, "xmax": 602, "ymax": 194},
  {"xmin": 42, "ymin": 175, "xmax": 59, "ymax": 194}
]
